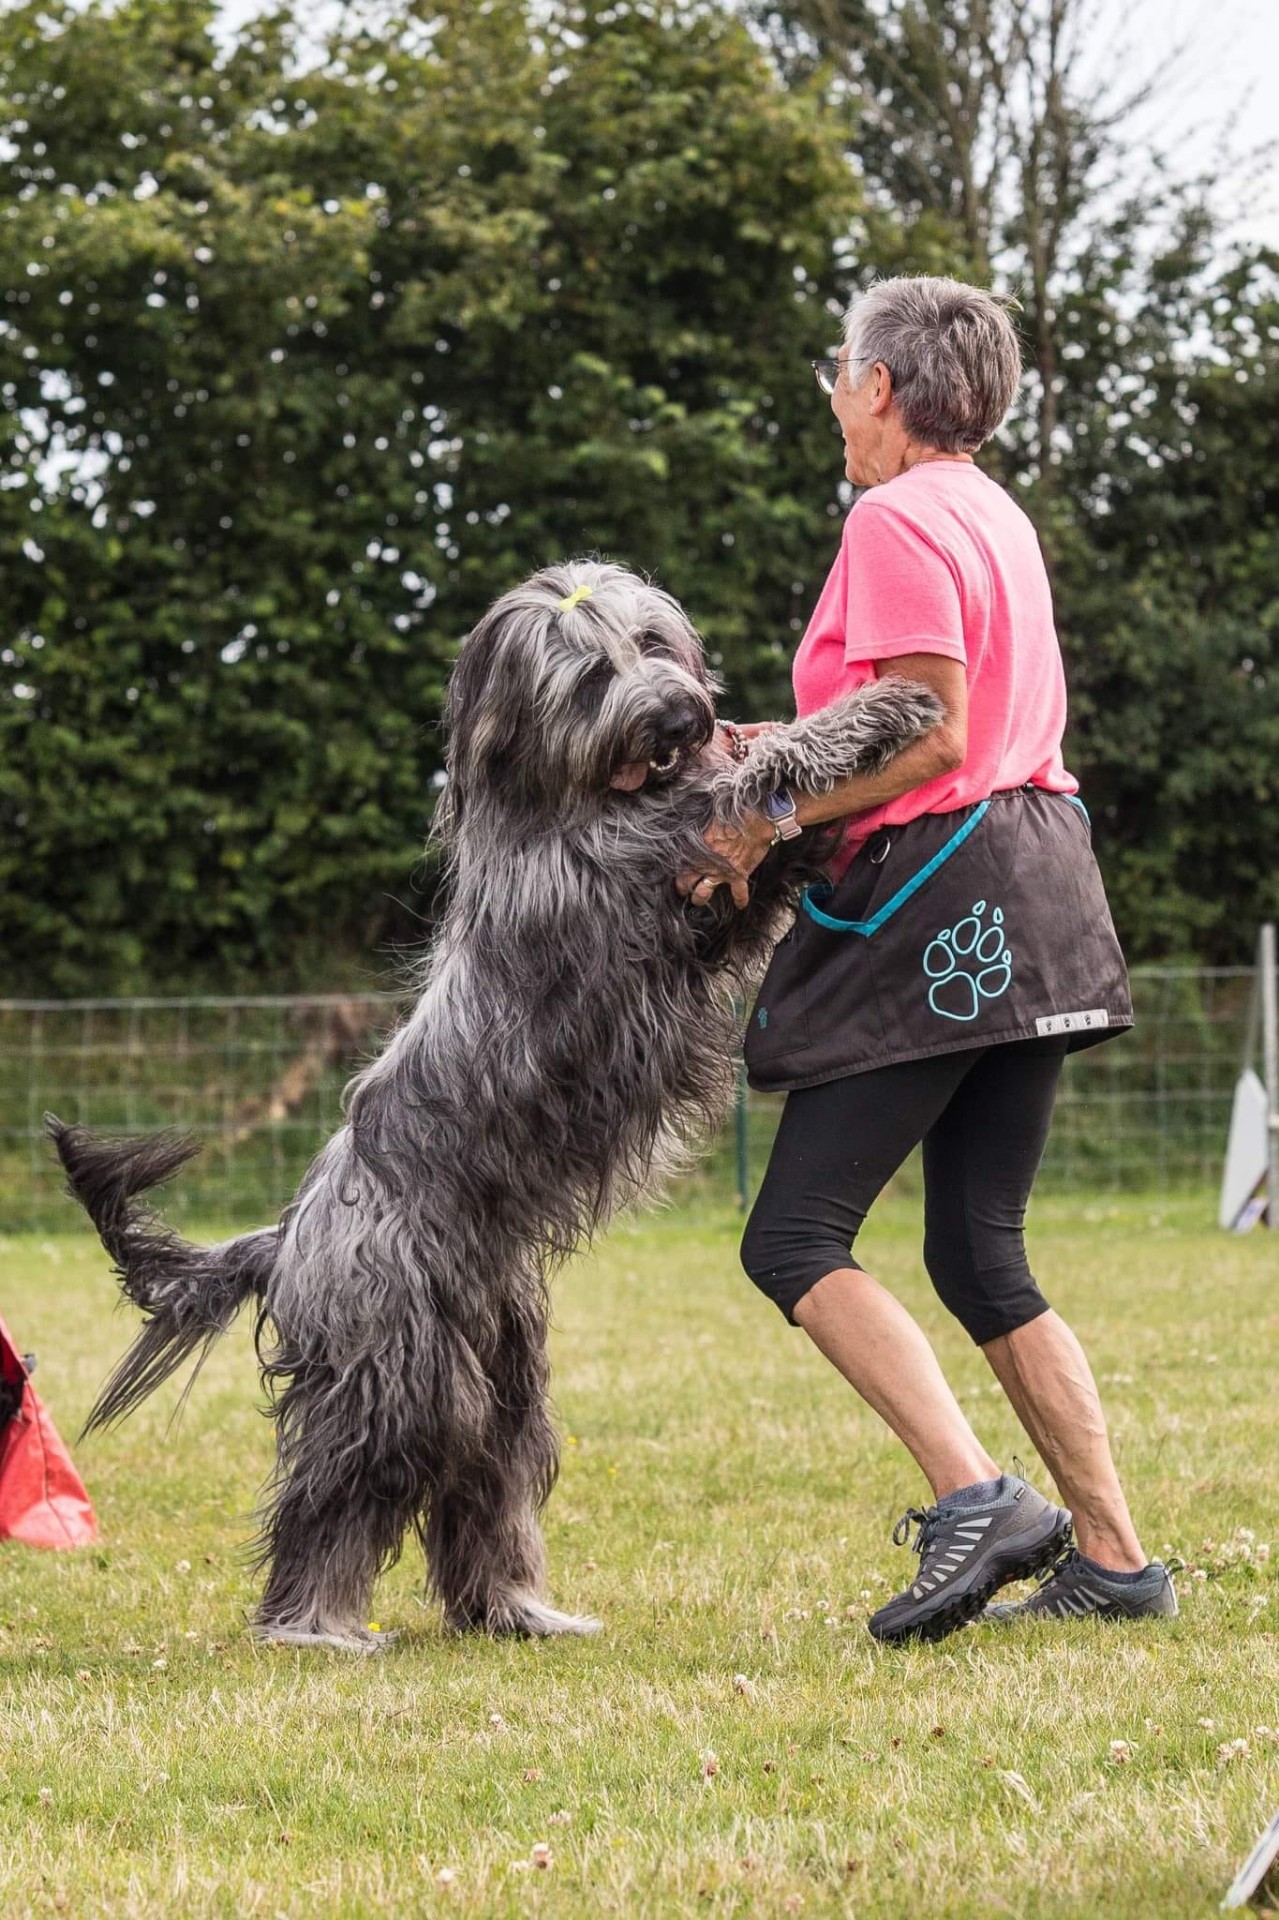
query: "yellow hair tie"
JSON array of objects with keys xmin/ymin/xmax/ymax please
[{"xmin": 557, "ymin": 584, "xmax": 593, "ymax": 612}]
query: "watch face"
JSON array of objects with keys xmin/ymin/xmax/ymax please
[{"xmin": 765, "ymin": 790, "xmax": 794, "ymax": 819}]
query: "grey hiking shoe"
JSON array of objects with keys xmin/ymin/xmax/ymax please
[
  {"xmin": 984, "ymin": 1547, "xmax": 1180, "ymax": 1622},
  {"xmin": 868, "ymin": 1474, "xmax": 1073, "ymax": 1645}
]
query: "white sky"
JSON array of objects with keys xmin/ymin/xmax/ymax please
[
  {"xmin": 1100, "ymin": 0, "xmax": 1279, "ymax": 251},
  {"xmin": 214, "ymin": 0, "xmax": 1278, "ymax": 252}
]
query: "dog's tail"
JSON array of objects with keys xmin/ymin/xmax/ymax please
[{"xmin": 45, "ymin": 1116, "xmax": 279, "ymax": 1433}]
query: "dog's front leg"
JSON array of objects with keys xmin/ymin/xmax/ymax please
[
  {"xmin": 725, "ymin": 676, "xmax": 944, "ymax": 812},
  {"xmin": 689, "ymin": 676, "xmax": 947, "ymax": 956}
]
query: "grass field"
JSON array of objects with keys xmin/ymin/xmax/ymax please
[{"xmin": 1, "ymin": 1191, "xmax": 1276, "ymax": 1918}]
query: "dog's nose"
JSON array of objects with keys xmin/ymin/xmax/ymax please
[{"xmin": 656, "ymin": 699, "xmax": 707, "ymax": 754}]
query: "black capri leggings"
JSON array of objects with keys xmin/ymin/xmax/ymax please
[{"xmin": 740, "ymin": 1036, "xmax": 1067, "ymax": 1344}]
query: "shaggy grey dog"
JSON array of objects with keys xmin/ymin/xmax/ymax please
[{"xmin": 48, "ymin": 560, "xmax": 938, "ymax": 1651}]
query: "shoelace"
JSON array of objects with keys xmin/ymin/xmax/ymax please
[
  {"xmin": 1032, "ymin": 1544, "xmax": 1078, "ymax": 1592},
  {"xmin": 891, "ymin": 1504, "xmax": 943, "ymax": 1558},
  {"xmin": 894, "ymin": 1469, "xmax": 1020, "ymax": 1558}
]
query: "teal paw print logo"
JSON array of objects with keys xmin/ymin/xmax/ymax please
[{"xmin": 922, "ymin": 901, "xmax": 1012, "ymax": 1022}]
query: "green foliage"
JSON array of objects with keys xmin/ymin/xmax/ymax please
[
  {"xmin": 757, "ymin": 0, "xmax": 1279, "ymax": 962},
  {"xmin": 2, "ymin": 0, "xmax": 1277, "ymax": 983},
  {"xmin": 0, "ymin": 0, "xmax": 860, "ymax": 992},
  {"xmin": 1047, "ymin": 242, "xmax": 1279, "ymax": 960}
]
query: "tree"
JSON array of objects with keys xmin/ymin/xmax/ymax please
[
  {"xmin": 755, "ymin": 0, "xmax": 1208, "ymax": 486},
  {"xmin": 756, "ymin": 0, "xmax": 1279, "ymax": 960},
  {"xmin": 0, "ymin": 0, "xmax": 863, "ymax": 992},
  {"xmin": 1050, "ymin": 242, "xmax": 1279, "ymax": 959}
]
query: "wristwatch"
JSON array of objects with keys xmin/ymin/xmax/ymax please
[{"xmin": 764, "ymin": 786, "xmax": 802, "ymax": 843}]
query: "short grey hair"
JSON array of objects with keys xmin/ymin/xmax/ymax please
[{"xmin": 843, "ymin": 277, "xmax": 1022, "ymax": 453}]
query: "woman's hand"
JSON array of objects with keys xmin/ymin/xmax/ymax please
[
  {"xmin": 712, "ymin": 718, "xmax": 783, "ymax": 762},
  {"xmin": 677, "ymin": 814, "xmax": 776, "ymax": 910}
]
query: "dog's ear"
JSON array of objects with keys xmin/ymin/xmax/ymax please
[{"xmin": 445, "ymin": 612, "xmax": 532, "ymax": 801}]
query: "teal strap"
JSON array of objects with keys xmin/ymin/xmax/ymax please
[
  {"xmin": 1065, "ymin": 793, "xmax": 1090, "ymax": 826},
  {"xmin": 802, "ymin": 799, "xmax": 993, "ymax": 938}
]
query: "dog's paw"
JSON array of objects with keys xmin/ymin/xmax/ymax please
[
  {"xmin": 452, "ymin": 1592, "xmax": 603, "ymax": 1638},
  {"xmin": 254, "ymin": 1621, "xmax": 397, "ymax": 1654},
  {"xmin": 512, "ymin": 1602, "xmax": 602, "ymax": 1638}
]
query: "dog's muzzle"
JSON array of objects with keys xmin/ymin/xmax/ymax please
[{"xmin": 610, "ymin": 696, "xmax": 713, "ymax": 792}]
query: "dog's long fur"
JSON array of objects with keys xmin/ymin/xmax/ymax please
[{"xmin": 49, "ymin": 560, "xmax": 940, "ymax": 1649}]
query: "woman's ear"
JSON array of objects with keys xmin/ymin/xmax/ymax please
[{"xmin": 868, "ymin": 363, "xmax": 895, "ymax": 417}]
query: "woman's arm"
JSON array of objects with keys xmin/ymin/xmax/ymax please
[
  {"xmin": 686, "ymin": 654, "xmax": 967, "ymax": 906},
  {"xmin": 793, "ymin": 654, "xmax": 966, "ymax": 825}
]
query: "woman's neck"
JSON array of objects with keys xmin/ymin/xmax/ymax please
[{"xmin": 897, "ymin": 443, "xmax": 975, "ymax": 476}]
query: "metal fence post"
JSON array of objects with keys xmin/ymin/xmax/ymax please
[
  {"xmin": 735, "ymin": 1059, "xmax": 749, "ymax": 1210},
  {"xmin": 1261, "ymin": 922, "xmax": 1279, "ymax": 1227}
]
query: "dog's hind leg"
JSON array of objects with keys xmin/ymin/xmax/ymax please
[
  {"xmin": 427, "ymin": 1451, "xmax": 599, "ymax": 1638},
  {"xmin": 425, "ymin": 1298, "xmax": 600, "ymax": 1638},
  {"xmin": 251, "ymin": 1359, "xmax": 425, "ymax": 1653}
]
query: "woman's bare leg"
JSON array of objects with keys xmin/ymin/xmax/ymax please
[
  {"xmin": 982, "ymin": 1310, "xmax": 1146, "ymax": 1570},
  {"xmin": 794, "ymin": 1266, "xmax": 999, "ymax": 1499}
]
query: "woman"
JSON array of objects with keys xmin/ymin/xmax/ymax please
[{"xmin": 690, "ymin": 276, "xmax": 1177, "ymax": 1643}]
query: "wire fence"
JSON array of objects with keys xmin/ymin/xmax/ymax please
[
  {"xmin": 706, "ymin": 967, "xmax": 1256, "ymax": 1209},
  {"xmin": 0, "ymin": 968, "xmax": 1253, "ymax": 1234}
]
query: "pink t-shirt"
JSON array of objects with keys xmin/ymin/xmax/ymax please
[{"xmin": 793, "ymin": 460, "xmax": 1077, "ymax": 865}]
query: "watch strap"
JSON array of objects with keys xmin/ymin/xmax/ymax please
[{"xmin": 765, "ymin": 786, "xmax": 803, "ymax": 842}]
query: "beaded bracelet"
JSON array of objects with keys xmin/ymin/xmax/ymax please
[{"xmin": 718, "ymin": 721, "xmax": 749, "ymax": 764}]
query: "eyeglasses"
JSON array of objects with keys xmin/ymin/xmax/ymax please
[
  {"xmin": 810, "ymin": 357, "xmax": 894, "ymax": 395},
  {"xmin": 811, "ymin": 358, "xmax": 847, "ymax": 395}
]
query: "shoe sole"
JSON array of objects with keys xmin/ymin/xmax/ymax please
[{"xmin": 869, "ymin": 1508, "xmax": 1074, "ymax": 1646}]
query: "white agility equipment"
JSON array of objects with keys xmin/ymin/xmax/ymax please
[
  {"xmin": 1218, "ymin": 924, "xmax": 1279, "ymax": 1232},
  {"xmin": 1222, "ymin": 1807, "xmax": 1279, "ymax": 1909}
]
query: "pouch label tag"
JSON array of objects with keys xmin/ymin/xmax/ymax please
[{"xmin": 1036, "ymin": 1010, "xmax": 1110, "ymax": 1036}]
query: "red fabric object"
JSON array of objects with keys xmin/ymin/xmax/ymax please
[{"xmin": 0, "ymin": 1314, "xmax": 97, "ymax": 1549}]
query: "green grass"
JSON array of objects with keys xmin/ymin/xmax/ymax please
[{"xmin": 1, "ymin": 1192, "xmax": 1276, "ymax": 1918}]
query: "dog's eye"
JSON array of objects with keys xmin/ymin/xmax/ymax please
[{"xmin": 573, "ymin": 658, "xmax": 615, "ymax": 713}]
